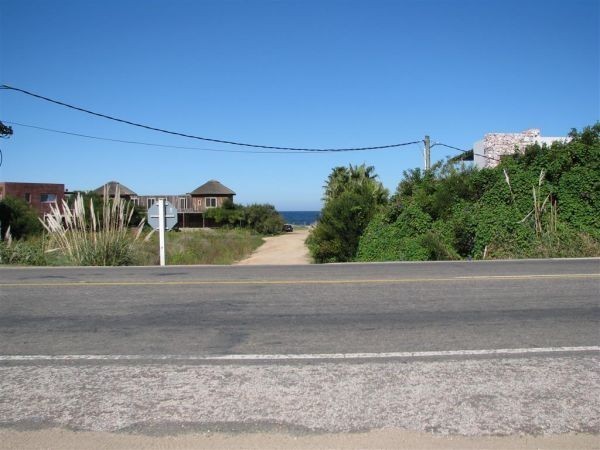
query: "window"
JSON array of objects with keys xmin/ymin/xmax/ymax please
[
  {"xmin": 205, "ymin": 197, "xmax": 217, "ymax": 208},
  {"xmin": 178, "ymin": 197, "xmax": 188, "ymax": 210},
  {"xmin": 131, "ymin": 196, "xmax": 139, "ymax": 206},
  {"xmin": 40, "ymin": 193, "xmax": 57, "ymax": 203},
  {"xmin": 147, "ymin": 198, "xmax": 156, "ymax": 209},
  {"xmin": 24, "ymin": 193, "xmax": 31, "ymax": 203}
]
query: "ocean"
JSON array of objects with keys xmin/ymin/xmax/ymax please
[{"xmin": 279, "ymin": 211, "xmax": 320, "ymax": 226}]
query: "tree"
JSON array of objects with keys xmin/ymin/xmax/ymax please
[
  {"xmin": 309, "ymin": 164, "xmax": 389, "ymax": 262},
  {"xmin": 323, "ymin": 166, "xmax": 350, "ymax": 201},
  {"xmin": 323, "ymin": 164, "xmax": 388, "ymax": 203},
  {"xmin": 309, "ymin": 187, "xmax": 377, "ymax": 262}
]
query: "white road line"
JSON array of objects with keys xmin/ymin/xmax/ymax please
[{"xmin": 0, "ymin": 346, "xmax": 598, "ymax": 362}]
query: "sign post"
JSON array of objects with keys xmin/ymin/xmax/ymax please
[
  {"xmin": 147, "ymin": 200, "xmax": 178, "ymax": 267},
  {"xmin": 158, "ymin": 199, "xmax": 166, "ymax": 266}
]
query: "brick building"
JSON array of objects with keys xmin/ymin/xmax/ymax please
[{"xmin": 0, "ymin": 182, "xmax": 65, "ymax": 216}]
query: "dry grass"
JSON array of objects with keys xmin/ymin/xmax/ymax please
[
  {"xmin": 41, "ymin": 187, "xmax": 145, "ymax": 266},
  {"xmin": 136, "ymin": 228, "xmax": 264, "ymax": 265}
]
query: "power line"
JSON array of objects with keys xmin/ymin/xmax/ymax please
[
  {"xmin": 3, "ymin": 121, "xmax": 499, "ymax": 165},
  {"xmin": 2, "ymin": 121, "xmax": 324, "ymax": 154},
  {"xmin": 0, "ymin": 84, "xmax": 422, "ymax": 152},
  {"xmin": 431, "ymin": 142, "xmax": 499, "ymax": 161},
  {"xmin": 0, "ymin": 85, "xmax": 499, "ymax": 162}
]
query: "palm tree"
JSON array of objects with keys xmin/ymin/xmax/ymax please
[
  {"xmin": 349, "ymin": 164, "xmax": 389, "ymax": 205},
  {"xmin": 322, "ymin": 164, "xmax": 388, "ymax": 205},
  {"xmin": 323, "ymin": 166, "xmax": 350, "ymax": 201}
]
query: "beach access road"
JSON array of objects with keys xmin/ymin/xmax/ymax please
[
  {"xmin": 235, "ymin": 228, "xmax": 311, "ymax": 265},
  {"xmin": 0, "ymin": 259, "xmax": 598, "ymax": 449}
]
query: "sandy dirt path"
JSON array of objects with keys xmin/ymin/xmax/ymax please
[{"xmin": 235, "ymin": 229, "xmax": 311, "ymax": 265}]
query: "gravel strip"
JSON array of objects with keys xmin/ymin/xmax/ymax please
[{"xmin": 0, "ymin": 356, "xmax": 598, "ymax": 436}]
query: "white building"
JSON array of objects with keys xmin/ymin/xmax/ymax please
[{"xmin": 473, "ymin": 128, "xmax": 569, "ymax": 169}]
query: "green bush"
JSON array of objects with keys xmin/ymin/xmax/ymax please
[
  {"xmin": 244, "ymin": 204, "xmax": 285, "ymax": 235},
  {"xmin": 485, "ymin": 223, "xmax": 600, "ymax": 259},
  {"xmin": 205, "ymin": 201, "xmax": 284, "ymax": 235},
  {"xmin": 0, "ymin": 196, "xmax": 43, "ymax": 239},
  {"xmin": 356, "ymin": 123, "xmax": 600, "ymax": 262},
  {"xmin": 557, "ymin": 166, "xmax": 599, "ymax": 239},
  {"xmin": 204, "ymin": 199, "xmax": 245, "ymax": 227},
  {"xmin": 357, "ymin": 203, "xmax": 458, "ymax": 262},
  {"xmin": 355, "ymin": 213, "xmax": 401, "ymax": 261}
]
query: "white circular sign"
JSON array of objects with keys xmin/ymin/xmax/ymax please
[{"xmin": 147, "ymin": 201, "xmax": 178, "ymax": 230}]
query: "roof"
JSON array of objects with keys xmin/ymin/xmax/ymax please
[
  {"xmin": 190, "ymin": 180, "xmax": 235, "ymax": 196},
  {"xmin": 93, "ymin": 181, "xmax": 137, "ymax": 197}
]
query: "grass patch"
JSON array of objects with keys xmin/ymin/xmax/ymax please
[
  {"xmin": 135, "ymin": 228, "xmax": 264, "ymax": 265},
  {"xmin": 0, "ymin": 235, "xmax": 48, "ymax": 265},
  {"xmin": 1, "ymin": 228, "xmax": 265, "ymax": 266}
]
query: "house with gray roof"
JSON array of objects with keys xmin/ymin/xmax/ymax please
[
  {"xmin": 189, "ymin": 180, "xmax": 236, "ymax": 213},
  {"xmin": 93, "ymin": 181, "xmax": 137, "ymax": 199},
  {"xmin": 93, "ymin": 179, "xmax": 236, "ymax": 228}
]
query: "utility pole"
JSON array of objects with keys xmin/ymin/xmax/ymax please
[{"xmin": 424, "ymin": 135, "xmax": 431, "ymax": 171}]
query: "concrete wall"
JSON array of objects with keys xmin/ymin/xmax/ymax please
[{"xmin": 473, "ymin": 129, "xmax": 568, "ymax": 169}]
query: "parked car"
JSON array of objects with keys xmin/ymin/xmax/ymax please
[{"xmin": 283, "ymin": 224, "xmax": 294, "ymax": 232}]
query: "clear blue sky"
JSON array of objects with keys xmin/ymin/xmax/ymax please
[{"xmin": 1, "ymin": 0, "xmax": 598, "ymax": 210}]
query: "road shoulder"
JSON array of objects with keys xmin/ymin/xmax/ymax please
[{"xmin": 1, "ymin": 428, "xmax": 597, "ymax": 449}]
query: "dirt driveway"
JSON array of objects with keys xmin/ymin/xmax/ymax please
[{"xmin": 236, "ymin": 229, "xmax": 311, "ymax": 265}]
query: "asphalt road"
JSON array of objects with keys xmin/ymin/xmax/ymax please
[
  {"xmin": 0, "ymin": 259, "xmax": 598, "ymax": 356},
  {"xmin": 0, "ymin": 259, "xmax": 600, "ymax": 355},
  {"xmin": 0, "ymin": 259, "xmax": 598, "ymax": 438}
]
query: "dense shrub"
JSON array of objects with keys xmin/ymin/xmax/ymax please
[
  {"xmin": 205, "ymin": 201, "xmax": 284, "ymax": 235},
  {"xmin": 557, "ymin": 166, "xmax": 599, "ymax": 239},
  {"xmin": 355, "ymin": 123, "xmax": 600, "ymax": 262},
  {"xmin": 204, "ymin": 199, "xmax": 245, "ymax": 227},
  {"xmin": 0, "ymin": 196, "xmax": 43, "ymax": 239},
  {"xmin": 357, "ymin": 202, "xmax": 458, "ymax": 261},
  {"xmin": 244, "ymin": 204, "xmax": 285, "ymax": 235}
]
